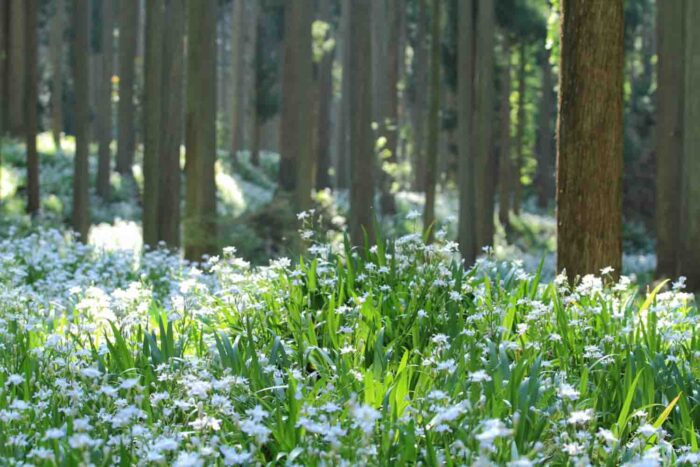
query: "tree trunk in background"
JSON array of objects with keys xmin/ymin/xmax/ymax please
[
  {"xmin": 315, "ymin": 0, "xmax": 334, "ymax": 191},
  {"xmin": 379, "ymin": 0, "xmax": 399, "ymax": 215},
  {"xmin": 49, "ymin": 0, "xmax": 64, "ymax": 149},
  {"xmin": 497, "ymin": 38, "xmax": 512, "ymax": 232},
  {"xmin": 116, "ymin": 0, "xmax": 138, "ymax": 175},
  {"xmin": 411, "ymin": 0, "xmax": 428, "ymax": 192},
  {"xmin": 655, "ymin": 0, "xmax": 684, "ymax": 279},
  {"xmin": 557, "ymin": 0, "xmax": 623, "ymax": 279},
  {"xmin": 457, "ymin": 0, "xmax": 476, "ymax": 264},
  {"xmin": 682, "ymin": 1, "xmax": 700, "ymax": 289},
  {"xmin": 248, "ymin": 0, "xmax": 259, "ymax": 166},
  {"xmin": 231, "ymin": 0, "xmax": 246, "ymax": 160},
  {"xmin": 0, "ymin": 0, "xmax": 6, "ymax": 136},
  {"xmin": 7, "ymin": 0, "xmax": 25, "ymax": 136},
  {"xmin": 535, "ymin": 48, "xmax": 554, "ymax": 209},
  {"xmin": 349, "ymin": 0, "xmax": 374, "ymax": 245},
  {"xmin": 72, "ymin": 0, "xmax": 90, "ymax": 241},
  {"xmin": 158, "ymin": 0, "xmax": 185, "ymax": 248},
  {"xmin": 97, "ymin": 0, "xmax": 113, "ymax": 200},
  {"xmin": 143, "ymin": 0, "xmax": 164, "ymax": 248},
  {"xmin": 422, "ymin": 0, "xmax": 440, "ymax": 241},
  {"xmin": 185, "ymin": 0, "xmax": 217, "ymax": 261},
  {"xmin": 25, "ymin": 0, "xmax": 38, "ymax": 215},
  {"xmin": 335, "ymin": 0, "xmax": 351, "ymax": 189},
  {"xmin": 513, "ymin": 43, "xmax": 526, "ymax": 215},
  {"xmin": 474, "ymin": 0, "xmax": 495, "ymax": 250}
]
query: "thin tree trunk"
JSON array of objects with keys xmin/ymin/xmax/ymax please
[
  {"xmin": 185, "ymin": 0, "xmax": 218, "ymax": 261},
  {"xmin": 412, "ymin": 0, "xmax": 428, "ymax": 191},
  {"xmin": 231, "ymin": 0, "xmax": 246, "ymax": 160},
  {"xmin": 379, "ymin": 0, "xmax": 399, "ymax": 214},
  {"xmin": 497, "ymin": 38, "xmax": 512, "ymax": 231},
  {"xmin": 315, "ymin": 0, "xmax": 334, "ymax": 191},
  {"xmin": 7, "ymin": 0, "xmax": 24, "ymax": 136},
  {"xmin": 116, "ymin": 0, "xmax": 139, "ymax": 175},
  {"xmin": 72, "ymin": 0, "xmax": 90, "ymax": 241},
  {"xmin": 335, "ymin": 0, "xmax": 351, "ymax": 189},
  {"xmin": 474, "ymin": 0, "xmax": 496, "ymax": 250},
  {"xmin": 457, "ymin": 0, "xmax": 476, "ymax": 264},
  {"xmin": 49, "ymin": 0, "xmax": 64, "ymax": 150},
  {"xmin": 349, "ymin": 0, "xmax": 374, "ymax": 245},
  {"xmin": 97, "ymin": 0, "xmax": 113, "ymax": 200},
  {"xmin": 513, "ymin": 43, "xmax": 526, "ymax": 215},
  {"xmin": 248, "ymin": 0, "xmax": 259, "ymax": 166},
  {"xmin": 422, "ymin": 0, "xmax": 440, "ymax": 240},
  {"xmin": 158, "ymin": 0, "xmax": 185, "ymax": 248},
  {"xmin": 0, "ymin": 0, "xmax": 6, "ymax": 136},
  {"xmin": 655, "ymin": 0, "xmax": 684, "ymax": 279},
  {"xmin": 142, "ymin": 0, "xmax": 164, "ymax": 248},
  {"xmin": 25, "ymin": 0, "xmax": 38, "ymax": 215},
  {"xmin": 557, "ymin": 0, "xmax": 624, "ymax": 279},
  {"xmin": 535, "ymin": 48, "xmax": 554, "ymax": 209}
]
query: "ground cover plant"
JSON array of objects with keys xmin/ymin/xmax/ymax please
[{"xmin": 0, "ymin": 217, "xmax": 698, "ymax": 466}]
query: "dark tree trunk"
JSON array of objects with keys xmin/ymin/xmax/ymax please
[
  {"xmin": 0, "ymin": 0, "xmax": 6, "ymax": 136},
  {"xmin": 335, "ymin": 0, "xmax": 351, "ymax": 189},
  {"xmin": 231, "ymin": 0, "xmax": 246, "ymax": 160},
  {"xmin": 7, "ymin": 0, "xmax": 24, "ymax": 136},
  {"xmin": 49, "ymin": 0, "xmax": 64, "ymax": 149},
  {"xmin": 497, "ymin": 37, "xmax": 512, "ymax": 232},
  {"xmin": 556, "ymin": 0, "xmax": 624, "ymax": 279},
  {"xmin": 379, "ymin": 0, "xmax": 399, "ymax": 215},
  {"xmin": 116, "ymin": 0, "xmax": 139, "ymax": 175},
  {"xmin": 25, "ymin": 0, "xmax": 38, "ymax": 215},
  {"xmin": 315, "ymin": 0, "xmax": 334, "ymax": 191},
  {"xmin": 72, "ymin": 0, "xmax": 90, "ymax": 241},
  {"xmin": 411, "ymin": 0, "xmax": 428, "ymax": 192},
  {"xmin": 535, "ymin": 48, "xmax": 555, "ymax": 209},
  {"xmin": 512, "ymin": 43, "xmax": 526, "ymax": 215},
  {"xmin": 97, "ymin": 0, "xmax": 113, "ymax": 200}
]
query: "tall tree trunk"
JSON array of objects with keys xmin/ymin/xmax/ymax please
[
  {"xmin": 279, "ymin": 0, "xmax": 313, "ymax": 208},
  {"xmin": 379, "ymin": 0, "xmax": 399, "ymax": 215},
  {"xmin": 158, "ymin": 0, "xmax": 185, "ymax": 248},
  {"xmin": 116, "ymin": 0, "xmax": 139, "ymax": 175},
  {"xmin": 72, "ymin": 0, "xmax": 90, "ymax": 241},
  {"xmin": 512, "ymin": 43, "xmax": 526, "ymax": 215},
  {"xmin": 230, "ymin": 0, "xmax": 246, "ymax": 160},
  {"xmin": 25, "ymin": 0, "xmax": 38, "ymax": 215},
  {"xmin": 143, "ymin": 0, "xmax": 164, "ymax": 248},
  {"xmin": 655, "ymin": 0, "xmax": 684, "ymax": 279},
  {"xmin": 411, "ymin": 0, "xmax": 428, "ymax": 191},
  {"xmin": 97, "ymin": 0, "xmax": 113, "ymax": 200},
  {"xmin": 474, "ymin": 0, "xmax": 496, "ymax": 250},
  {"xmin": 422, "ymin": 0, "xmax": 441, "ymax": 240},
  {"xmin": 7, "ymin": 0, "xmax": 24, "ymax": 136},
  {"xmin": 49, "ymin": 0, "xmax": 64, "ymax": 150},
  {"xmin": 0, "ymin": 0, "xmax": 6, "ymax": 136},
  {"xmin": 315, "ymin": 0, "xmax": 334, "ymax": 191},
  {"xmin": 557, "ymin": 0, "xmax": 624, "ymax": 279},
  {"xmin": 248, "ymin": 0, "xmax": 259, "ymax": 166},
  {"xmin": 349, "ymin": 0, "xmax": 374, "ymax": 245},
  {"xmin": 335, "ymin": 0, "xmax": 351, "ymax": 189},
  {"xmin": 497, "ymin": 38, "xmax": 512, "ymax": 232},
  {"xmin": 535, "ymin": 48, "xmax": 555, "ymax": 209},
  {"xmin": 185, "ymin": 0, "xmax": 218, "ymax": 261},
  {"xmin": 457, "ymin": 0, "xmax": 476, "ymax": 264}
]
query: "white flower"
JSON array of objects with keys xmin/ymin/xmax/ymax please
[
  {"xmin": 352, "ymin": 404, "xmax": 381, "ymax": 435},
  {"xmin": 557, "ymin": 383, "xmax": 580, "ymax": 401},
  {"xmin": 6, "ymin": 374, "xmax": 23, "ymax": 386},
  {"xmin": 174, "ymin": 451, "xmax": 204, "ymax": 467},
  {"xmin": 468, "ymin": 370, "xmax": 492, "ymax": 383},
  {"xmin": 221, "ymin": 446, "xmax": 252, "ymax": 465},
  {"xmin": 567, "ymin": 409, "xmax": 593, "ymax": 425},
  {"xmin": 637, "ymin": 423, "xmax": 658, "ymax": 437},
  {"xmin": 475, "ymin": 419, "xmax": 511, "ymax": 448}
]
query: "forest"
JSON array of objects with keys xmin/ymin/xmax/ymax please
[{"xmin": 0, "ymin": 0, "xmax": 698, "ymax": 465}]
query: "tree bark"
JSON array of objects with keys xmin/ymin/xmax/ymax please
[
  {"xmin": 411, "ymin": 0, "xmax": 428, "ymax": 192},
  {"xmin": 97, "ymin": 0, "xmax": 113, "ymax": 200},
  {"xmin": 349, "ymin": 0, "xmax": 374, "ymax": 245},
  {"xmin": 556, "ymin": 0, "xmax": 624, "ymax": 279},
  {"xmin": 378, "ymin": 0, "xmax": 399, "ymax": 215},
  {"xmin": 497, "ymin": 37, "xmax": 512, "ymax": 232},
  {"xmin": 231, "ymin": 0, "xmax": 246, "ymax": 160},
  {"xmin": 116, "ymin": 0, "xmax": 139, "ymax": 175},
  {"xmin": 72, "ymin": 0, "xmax": 90, "ymax": 241},
  {"xmin": 512, "ymin": 43, "xmax": 526, "ymax": 215},
  {"xmin": 655, "ymin": 0, "xmax": 684, "ymax": 279},
  {"xmin": 49, "ymin": 0, "xmax": 64, "ymax": 150},
  {"xmin": 158, "ymin": 0, "xmax": 185, "ymax": 248},
  {"xmin": 335, "ymin": 0, "xmax": 351, "ymax": 189},
  {"xmin": 0, "ymin": 0, "xmax": 6, "ymax": 135},
  {"xmin": 457, "ymin": 0, "xmax": 476, "ymax": 264},
  {"xmin": 7, "ymin": 0, "xmax": 24, "ymax": 136},
  {"xmin": 185, "ymin": 0, "xmax": 218, "ymax": 261},
  {"xmin": 474, "ymin": 0, "xmax": 496, "ymax": 251},
  {"xmin": 535, "ymin": 48, "xmax": 555, "ymax": 209},
  {"xmin": 25, "ymin": 0, "xmax": 38, "ymax": 215},
  {"xmin": 422, "ymin": 0, "xmax": 441, "ymax": 241},
  {"xmin": 315, "ymin": 0, "xmax": 334, "ymax": 191}
]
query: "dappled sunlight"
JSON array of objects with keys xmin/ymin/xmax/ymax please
[{"xmin": 88, "ymin": 218, "xmax": 142, "ymax": 253}]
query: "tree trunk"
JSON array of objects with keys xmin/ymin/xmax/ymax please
[
  {"xmin": 422, "ymin": 0, "xmax": 441, "ymax": 241},
  {"xmin": 97, "ymin": 0, "xmax": 113, "ymax": 200},
  {"xmin": 0, "ymin": 0, "xmax": 6, "ymax": 135},
  {"xmin": 314, "ymin": 0, "xmax": 334, "ymax": 191},
  {"xmin": 457, "ymin": 0, "xmax": 476, "ymax": 264},
  {"xmin": 25, "ymin": 0, "xmax": 38, "ymax": 215},
  {"xmin": 72, "ymin": 0, "xmax": 90, "ymax": 241},
  {"xmin": 349, "ymin": 0, "xmax": 374, "ymax": 245},
  {"xmin": 535, "ymin": 48, "xmax": 555, "ymax": 209},
  {"xmin": 231, "ymin": 0, "xmax": 246, "ymax": 160},
  {"xmin": 512, "ymin": 43, "xmax": 526, "ymax": 215},
  {"xmin": 158, "ymin": 0, "xmax": 185, "ymax": 248},
  {"xmin": 474, "ymin": 0, "xmax": 495, "ymax": 250},
  {"xmin": 411, "ymin": 0, "xmax": 428, "ymax": 192},
  {"xmin": 497, "ymin": 37, "xmax": 512, "ymax": 232},
  {"xmin": 557, "ymin": 0, "xmax": 624, "ymax": 279},
  {"xmin": 335, "ymin": 0, "xmax": 351, "ymax": 189},
  {"xmin": 49, "ymin": 0, "xmax": 64, "ymax": 150},
  {"xmin": 7, "ymin": 0, "xmax": 24, "ymax": 136},
  {"xmin": 185, "ymin": 0, "xmax": 218, "ymax": 261},
  {"xmin": 142, "ymin": 0, "xmax": 164, "ymax": 248},
  {"xmin": 379, "ymin": 0, "xmax": 399, "ymax": 215},
  {"xmin": 655, "ymin": 0, "xmax": 684, "ymax": 279},
  {"xmin": 116, "ymin": 0, "xmax": 139, "ymax": 175}
]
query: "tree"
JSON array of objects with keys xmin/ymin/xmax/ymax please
[
  {"xmin": 335, "ymin": 0, "xmax": 351, "ymax": 189},
  {"xmin": 279, "ymin": 0, "xmax": 313, "ymax": 209},
  {"xmin": 457, "ymin": 0, "xmax": 476, "ymax": 264},
  {"xmin": 474, "ymin": 0, "xmax": 496, "ymax": 250},
  {"xmin": 315, "ymin": 0, "xmax": 334, "ymax": 191},
  {"xmin": 655, "ymin": 0, "xmax": 684, "ymax": 279},
  {"xmin": 411, "ymin": 0, "xmax": 429, "ymax": 191},
  {"xmin": 116, "ymin": 0, "xmax": 139, "ymax": 175},
  {"xmin": 422, "ymin": 0, "xmax": 441, "ymax": 240},
  {"xmin": 0, "ymin": 0, "xmax": 6, "ymax": 136},
  {"xmin": 7, "ymin": 0, "xmax": 25, "ymax": 136},
  {"xmin": 159, "ymin": 0, "xmax": 185, "ymax": 248},
  {"xmin": 25, "ymin": 0, "xmax": 38, "ymax": 215},
  {"xmin": 379, "ymin": 0, "xmax": 400, "ymax": 215},
  {"xmin": 230, "ymin": 0, "xmax": 246, "ymax": 160},
  {"xmin": 96, "ymin": 0, "xmax": 113, "ymax": 200},
  {"xmin": 512, "ymin": 43, "xmax": 527, "ymax": 215},
  {"xmin": 535, "ymin": 47, "xmax": 554, "ymax": 209},
  {"xmin": 556, "ymin": 0, "xmax": 624, "ymax": 278},
  {"xmin": 72, "ymin": 0, "xmax": 90, "ymax": 241},
  {"xmin": 348, "ymin": 0, "xmax": 374, "ymax": 245},
  {"xmin": 185, "ymin": 0, "xmax": 218, "ymax": 261},
  {"xmin": 142, "ymin": 0, "xmax": 164, "ymax": 248},
  {"xmin": 497, "ymin": 36, "xmax": 512, "ymax": 232},
  {"xmin": 49, "ymin": 0, "xmax": 64, "ymax": 150}
]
